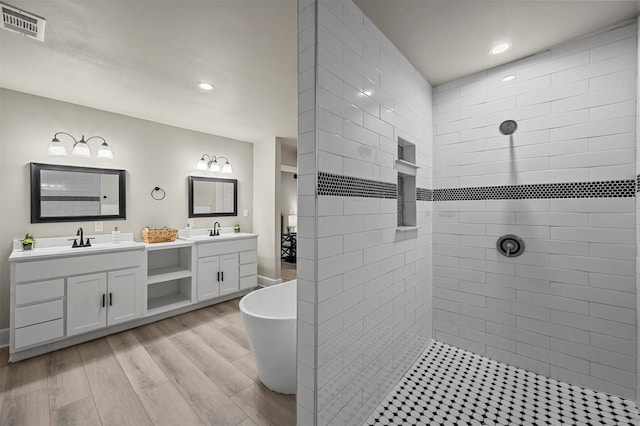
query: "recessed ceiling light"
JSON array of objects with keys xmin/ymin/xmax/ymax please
[
  {"xmin": 197, "ymin": 82, "xmax": 214, "ymax": 91},
  {"xmin": 502, "ymin": 75, "xmax": 516, "ymax": 82},
  {"xmin": 489, "ymin": 42, "xmax": 511, "ymax": 55}
]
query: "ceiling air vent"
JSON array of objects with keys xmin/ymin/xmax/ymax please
[{"xmin": 1, "ymin": 2, "xmax": 45, "ymax": 42}]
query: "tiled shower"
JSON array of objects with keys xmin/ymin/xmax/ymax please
[
  {"xmin": 432, "ymin": 22, "xmax": 637, "ymax": 400},
  {"xmin": 296, "ymin": 0, "xmax": 639, "ymax": 425}
]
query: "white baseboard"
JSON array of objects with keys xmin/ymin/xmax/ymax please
[
  {"xmin": 258, "ymin": 275, "xmax": 283, "ymax": 287},
  {"xmin": 0, "ymin": 328, "xmax": 8, "ymax": 348}
]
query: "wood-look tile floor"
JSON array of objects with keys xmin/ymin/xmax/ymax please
[
  {"xmin": 0, "ymin": 298, "xmax": 295, "ymax": 426},
  {"xmin": 280, "ymin": 262, "xmax": 296, "ymax": 283}
]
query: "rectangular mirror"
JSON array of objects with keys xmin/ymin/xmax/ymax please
[
  {"xmin": 188, "ymin": 176, "xmax": 237, "ymax": 217},
  {"xmin": 31, "ymin": 162, "xmax": 126, "ymax": 223}
]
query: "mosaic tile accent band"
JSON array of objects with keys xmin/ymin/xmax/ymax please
[
  {"xmin": 367, "ymin": 341, "xmax": 640, "ymax": 426},
  {"xmin": 433, "ymin": 179, "xmax": 636, "ymax": 201},
  {"xmin": 317, "ymin": 172, "xmax": 397, "ymax": 199},
  {"xmin": 416, "ymin": 188, "xmax": 432, "ymax": 201},
  {"xmin": 317, "ymin": 173, "xmax": 635, "ymax": 200}
]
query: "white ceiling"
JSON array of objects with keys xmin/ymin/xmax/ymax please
[
  {"xmin": 0, "ymin": 0, "xmax": 298, "ymax": 146},
  {"xmin": 1, "ymin": 1, "xmax": 639, "ymax": 147},
  {"xmin": 355, "ymin": 0, "xmax": 640, "ymax": 86}
]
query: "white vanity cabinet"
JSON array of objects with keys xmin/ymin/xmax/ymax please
[
  {"xmin": 13, "ymin": 278, "xmax": 65, "ymax": 350},
  {"xmin": 9, "ymin": 242, "xmax": 144, "ymax": 358},
  {"xmin": 194, "ymin": 234, "xmax": 257, "ymax": 302},
  {"xmin": 67, "ymin": 268, "xmax": 141, "ymax": 337},
  {"xmin": 197, "ymin": 253, "xmax": 239, "ymax": 300},
  {"xmin": 8, "ymin": 232, "xmax": 257, "ymax": 361}
]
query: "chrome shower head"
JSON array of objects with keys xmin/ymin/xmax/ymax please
[{"xmin": 499, "ymin": 120, "xmax": 518, "ymax": 135}]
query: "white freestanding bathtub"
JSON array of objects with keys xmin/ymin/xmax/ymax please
[{"xmin": 239, "ymin": 280, "xmax": 297, "ymax": 394}]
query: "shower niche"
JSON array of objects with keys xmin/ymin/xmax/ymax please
[{"xmin": 395, "ymin": 137, "xmax": 419, "ymax": 229}]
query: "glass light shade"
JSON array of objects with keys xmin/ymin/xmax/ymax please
[
  {"xmin": 288, "ymin": 215, "xmax": 297, "ymax": 228},
  {"xmin": 48, "ymin": 138, "xmax": 68, "ymax": 156},
  {"xmin": 72, "ymin": 141, "xmax": 91, "ymax": 157},
  {"xmin": 96, "ymin": 142, "xmax": 114, "ymax": 159},
  {"xmin": 209, "ymin": 160, "xmax": 221, "ymax": 172},
  {"xmin": 222, "ymin": 161, "xmax": 232, "ymax": 174},
  {"xmin": 196, "ymin": 157, "xmax": 208, "ymax": 170}
]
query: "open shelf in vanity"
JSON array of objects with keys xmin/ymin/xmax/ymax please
[{"xmin": 144, "ymin": 240, "xmax": 195, "ymax": 316}]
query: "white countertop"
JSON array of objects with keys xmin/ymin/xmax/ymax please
[
  {"xmin": 9, "ymin": 233, "xmax": 145, "ymax": 261},
  {"xmin": 178, "ymin": 232, "xmax": 258, "ymax": 243},
  {"xmin": 9, "ymin": 230, "xmax": 259, "ymax": 261}
]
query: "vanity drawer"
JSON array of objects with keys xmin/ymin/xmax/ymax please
[
  {"xmin": 240, "ymin": 275, "xmax": 257, "ymax": 290},
  {"xmin": 240, "ymin": 263, "xmax": 257, "ymax": 278},
  {"xmin": 15, "ymin": 300, "xmax": 63, "ymax": 328},
  {"xmin": 197, "ymin": 239, "xmax": 256, "ymax": 258},
  {"xmin": 14, "ymin": 250, "xmax": 143, "ymax": 283},
  {"xmin": 16, "ymin": 278, "xmax": 64, "ymax": 305},
  {"xmin": 240, "ymin": 251, "xmax": 257, "ymax": 264},
  {"xmin": 15, "ymin": 318, "xmax": 64, "ymax": 349}
]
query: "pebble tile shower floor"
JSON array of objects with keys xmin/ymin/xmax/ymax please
[{"xmin": 366, "ymin": 341, "xmax": 640, "ymax": 426}]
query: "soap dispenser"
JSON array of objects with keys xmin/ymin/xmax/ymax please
[
  {"xmin": 185, "ymin": 222, "xmax": 192, "ymax": 238},
  {"xmin": 112, "ymin": 227, "xmax": 120, "ymax": 243}
]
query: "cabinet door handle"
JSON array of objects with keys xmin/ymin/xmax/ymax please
[
  {"xmin": 217, "ymin": 271, "xmax": 220, "ymax": 282},
  {"xmin": 109, "ymin": 293, "xmax": 113, "ymax": 306},
  {"xmin": 221, "ymin": 271, "xmax": 224, "ymax": 281},
  {"xmin": 102, "ymin": 293, "xmax": 106, "ymax": 308}
]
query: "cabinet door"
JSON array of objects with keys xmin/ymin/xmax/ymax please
[
  {"xmin": 67, "ymin": 273, "xmax": 107, "ymax": 337},
  {"xmin": 220, "ymin": 253, "xmax": 239, "ymax": 296},
  {"xmin": 197, "ymin": 256, "xmax": 220, "ymax": 301},
  {"xmin": 107, "ymin": 268, "xmax": 141, "ymax": 325}
]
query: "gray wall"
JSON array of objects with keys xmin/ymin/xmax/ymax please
[
  {"xmin": 0, "ymin": 88, "xmax": 254, "ymax": 329},
  {"xmin": 281, "ymin": 171, "xmax": 298, "ymax": 230},
  {"xmin": 253, "ymin": 137, "xmax": 282, "ymax": 280}
]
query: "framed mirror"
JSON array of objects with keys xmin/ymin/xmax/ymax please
[
  {"xmin": 30, "ymin": 163, "xmax": 126, "ymax": 223},
  {"xmin": 188, "ymin": 176, "xmax": 237, "ymax": 217}
]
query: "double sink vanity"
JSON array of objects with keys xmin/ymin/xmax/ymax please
[{"xmin": 8, "ymin": 229, "xmax": 258, "ymax": 361}]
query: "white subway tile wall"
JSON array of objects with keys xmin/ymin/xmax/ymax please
[
  {"xmin": 296, "ymin": 1, "xmax": 317, "ymax": 424},
  {"xmin": 303, "ymin": 0, "xmax": 434, "ymax": 424},
  {"xmin": 635, "ymin": 20, "xmax": 640, "ymax": 412},
  {"xmin": 433, "ymin": 23, "xmax": 638, "ymax": 400}
]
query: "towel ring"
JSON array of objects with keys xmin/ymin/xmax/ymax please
[{"xmin": 151, "ymin": 186, "xmax": 166, "ymax": 200}]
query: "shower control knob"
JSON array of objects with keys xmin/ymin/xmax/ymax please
[{"xmin": 497, "ymin": 234, "xmax": 525, "ymax": 257}]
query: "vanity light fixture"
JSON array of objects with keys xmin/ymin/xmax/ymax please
[
  {"xmin": 196, "ymin": 154, "xmax": 233, "ymax": 173},
  {"xmin": 48, "ymin": 132, "xmax": 114, "ymax": 159},
  {"xmin": 489, "ymin": 42, "xmax": 511, "ymax": 55}
]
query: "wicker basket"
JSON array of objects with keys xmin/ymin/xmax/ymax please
[{"xmin": 141, "ymin": 227, "xmax": 178, "ymax": 243}]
